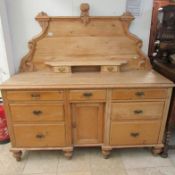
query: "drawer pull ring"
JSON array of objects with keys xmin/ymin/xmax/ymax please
[
  {"xmin": 31, "ymin": 93, "xmax": 40, "ymax": 98},
  {"xmin": 83, "ymin": 92, "xmax": 93, "ymax": 97},
  {"xmin": 130, "ymin": 132, "xmax": 140, "ymax": 138},
  {"xmin": 134, "ymin": 110, "xmax": 143, "ymax": 114},
  {"xmin": 33, "ymin": 110, "xmax": 43, "ymax": 116},
  {"xmin": 135, "ymin": 92, "xmax": 145, "ymax": 97},
  {"xmin": 36, "ymin": 134, "xmax": 45, "ymax": 139}
]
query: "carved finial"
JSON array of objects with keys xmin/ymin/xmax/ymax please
[
  {"xmin": 80, "ymin": 3, "xmax": 90, "ymax": 25},
  {"xmin": 37, "ymin": 11, "xmax": 48, "ymax": 17},
  {"xmin": 35, "ymin": 12, "xmax": 49, "ymax": 29},
  {"xmin": 121, "ymin": 11, "xmax": 135, "ymax": 21}
]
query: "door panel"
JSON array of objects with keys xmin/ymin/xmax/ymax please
[{"xmin": 72, "ymin": 103, "xmax": 104, "ymax": 145}]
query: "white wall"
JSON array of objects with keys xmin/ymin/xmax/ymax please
[
  {"xmin": 0, "ymin": 0, "xmax": 15, "ymax": 82},
  {"xmin": 5, "ymin": 0, "xmax": 153, "ymax": 71}
]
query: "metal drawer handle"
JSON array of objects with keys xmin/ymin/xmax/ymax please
[
  {"xmin": 58, "ymin": 67, "xmax": 66, "ymax": 73},
  {"xmin": 135, "ymin": 91, "xmax": 145, "ymax": 96},
  {"xmin": 36, "ymin": 133, "xmax": 45, "ymax": 139},
  {"xmin": 83, "ymin": 92, "xmax": 93, "ymax": 97},
  {"xmin": 107, "ymin": 67, "xmax": 114, "ymax": 72},
  {"xmin": 31, "ymin": 93, "xmax": 41, "ymax": 98},
  {"xmin": 134, "ymin": 110, "xmax": 143, "ymax": 114},
  {"xmin": 130, "ymin": 132, "xmax": 140, "ymax": 138},
  {"xmin": 33, "ymin": 110, "xmax": 43, "ymax": 116}
]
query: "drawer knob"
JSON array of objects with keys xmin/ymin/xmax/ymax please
[
  {"xmin": 135, "ymin": 92, "xmax": 145, "ymax": 97},
  {"xmin": 134, "ymin": 110, "xmax": 143, "ymax": 114},
  {"xmin": 33, "ymin": 110, "xmax": 43, "ymax": 116},
  {"xmin": 31, "ymin": 93, "xmax": 41, "ymax": 98},
  {"xmin": 83, "ymin": 92, "xmax": 93, "ymax": 97},
  {"xmin": 36, "ymin": 133, "xmax": 45, "ymax": 139},
  {"xmin": 130, "ymin": 132, "xmax": 140, "ymax": 138}
]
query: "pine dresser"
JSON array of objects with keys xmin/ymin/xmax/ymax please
[{"xmin": 0, "ymin": 3, "xmax": 174, "ymax": 161}]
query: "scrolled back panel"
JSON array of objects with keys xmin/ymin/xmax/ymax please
[{"xmin": 19, "ymin": 10, "xmax": 151, "ymax": 72}]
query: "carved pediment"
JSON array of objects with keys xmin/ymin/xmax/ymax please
[{"xmin": 19, "ymin": 3, "xmax": 151, "ymax": 73}]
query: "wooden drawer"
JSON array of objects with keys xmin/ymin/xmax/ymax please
[
  {"xmin": 14, "ymin": 124, "xmax": 66, "ymax": 147},
  {"xmin": 69, "ymin": 89, "xmax": 106, "ymax": 101},
  {"xmin": 6, "ymin": 90, "xmax": 64, "ymax": 101},
  {"xmin": 110, "ymin": 121, "xmax": 161, "ymax": 146},
  {"xmin": 10, "ymin": 103, "xmax": 64, "ymax": 122},
  {"xmin": 112, "ymin": 88, "xmax": 167, "ymax": 100},
  {"xmin": 111, "ymin": 102, "xmax": 164, "ymax": 120}
]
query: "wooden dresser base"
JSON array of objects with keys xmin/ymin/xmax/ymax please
[{"xmin": 0, "ymin": 3, "xmax": 174, "ymax": 161}]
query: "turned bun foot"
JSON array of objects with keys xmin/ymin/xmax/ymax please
[
  {"xmin": 151, "ymin": 147, "xmax": 162, "ymax": 156},
  {"xmin": 102, "ymin": 149, "xmax": 111, "ymax": 159},
  {"xmin": 12, "ymin": 150, "xmax": 22, "ymax": 161},
  {"xmin": 63, "ymin": 148, "xmax": 73, "ymax": 159}
]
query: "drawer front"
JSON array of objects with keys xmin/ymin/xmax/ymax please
[
  {"xmin": 6, "ymin": 90, "xmax": 64, "ymax": 101},
  {"xmin": 111, "ymin": 102, "xmax": 164, "ymax": 120},
  {"xmin": 112, "ymin": 88, "xmax": 167, "ymax": 100},
  {"xmin": 110, "ymin": 121, "xmax": 161, "ymax": 146},
  {"xmin": 14, "ymin": 124, "xmax": 66, "ymax": 147},
  {"xmin": 10, "ymin": 104, "xmax": 64, "ymax": 122},
  {"xmin": 69, "ymin": 90, "xmax": 106, "ymax": 101}
]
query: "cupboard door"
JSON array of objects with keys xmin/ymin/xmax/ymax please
[{"xmin": 72, "ymin": 103, "xmax": 104, "ymax": 145}]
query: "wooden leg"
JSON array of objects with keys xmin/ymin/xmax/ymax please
[
  {"xmin": 102, "ymin": 147, "xmax": 112, "ymax": 159},
  {"xmin": 161, "ymin": 130, "xmax": 171, "ymax": 158},
  {"xmin": 63, "ymin": 148, "xmax": 73, "ymax": 159},
  {"xmin": 11, "ymin": 150, "xmax": 22, "ymax": 161},
  {"xmin": 152, "ymin": 146, "xmax": 163, "ymax": 156}
]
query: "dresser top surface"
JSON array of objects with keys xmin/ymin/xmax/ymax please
[{"xmin": 0, "ymin": 70, "xmax": 173, "ymax": 90}]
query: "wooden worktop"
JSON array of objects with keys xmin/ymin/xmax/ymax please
[{"xmin": 0, "ymin": 70, "xmax": 173, "ymax": 89}]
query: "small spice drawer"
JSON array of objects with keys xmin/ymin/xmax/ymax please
[
  {"xmin": 69, "ymin": 89, "xmax": 106, "ymax": 101},
  {"xmin": 6, "ymin": 90, "xmax": 64, "ymax": 101},
  {"xmin": 112, "ymin": 88, "xmax": 168, "ymax": 100},
  {"xmin": 13, "ymin": 124, "xmax": 66, "ymax": 147},
  {"xmin": 111, "ymin": 102, "xmax": 164, "ymax": 121},
  {"xmin": 110, "ymin": 121, "xmax": 161, "ymax": 146},
  {"xmin": 9, "ymin": 103, "xmax": 64, "ymax": 122}
]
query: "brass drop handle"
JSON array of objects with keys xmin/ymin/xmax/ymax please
[
  {"xmin": 134, "ymin": 110, "xmax": 143, "ymax": 114},
  {"xmin": 135, "ymin": 91, "xmax": 145, "ymax": 97},
  {"xmin": 58, "ymin": 67, "xmax": 66, "ymax": 73},
  {"xmin": 31, "ymin": 93, "xmax": 40, "ymax": 98},
  {"xmin": 33, "ymin": 110, "xmax": 43, "ymax": 116},
  {"xmin": 107, "ymin": 67, "xmax": 114, "ymax": 72},
  {"xmin": 83, "ymin": 92, "xmax": 93, "ymax": 97},
  {"xmin": 130, "ymin": 132, "xmax": 140, "ymax": 138},
  {"xmin": 36, "ymin": 133, "xmax": 45, "ymax": 139}
]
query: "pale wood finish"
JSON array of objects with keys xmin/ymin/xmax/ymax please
[
  {"xmin": 19, "ymin": 4, "xmax": 151, "ymax": 73},
  {"xmin": 9, "ymin": 103, "xmax": 64, "ymax": 122},
  {"xmin": 6, "ymin": 90, "xmax": 64, "ymax": 101},
  {"xmin": 111, "ymin": 102, "xmax": 165, "ymax": 121},
  {"xmin": 0, "ymin": 71, "xmax": 173, "ymax": 90},
  {"xmin": 0, "ymin": 3, "xmax": 174, "ymax": 160},
  {"xmin": 69, "ymin": 89, "xmax": 106, "ymax": 101},
  {"xmin": 112, "ymin": 88, "xmax": 168, "ymax": 100},
  {"xmin": 110, "ymin": 121, "xmax": 161, "ymax": 145},
  {"xmin": 72, "ymin": 103, "xmax": 104, "ymax": 145},
  {"xmin": 45, "ymin": 60, "xmax": 128, "ymax": 73},
  {"xmin": 14, "ymin": 124, "xmax": 66, "ymax": 147},
  {"xmin": 103, "ymin": 89, "xmax": 112, "ymax": 145}
]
